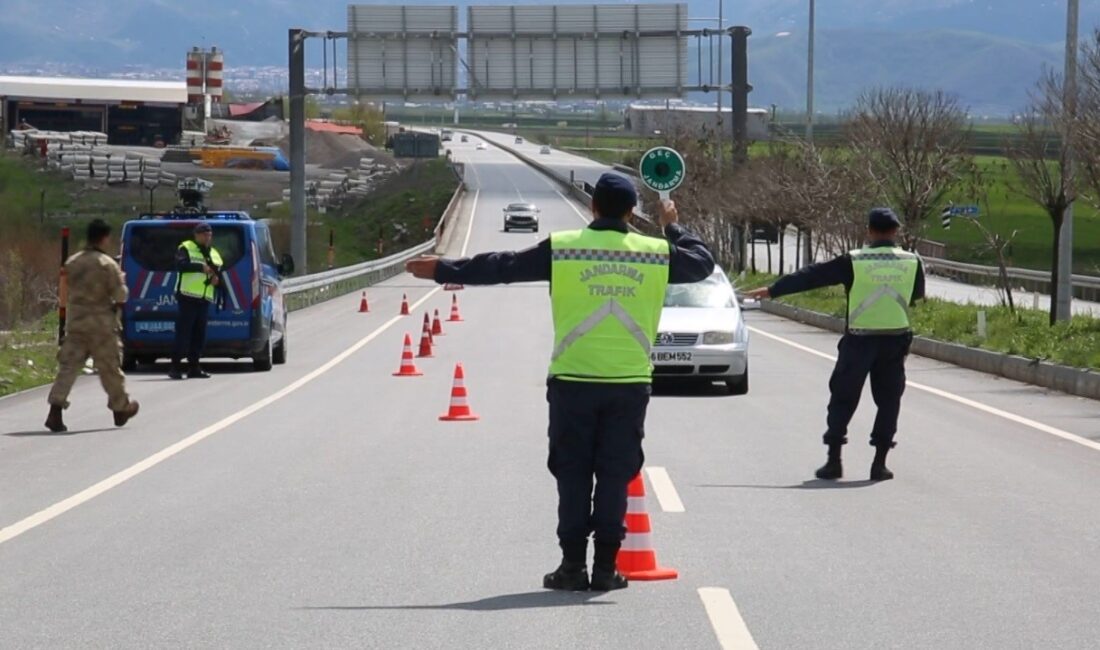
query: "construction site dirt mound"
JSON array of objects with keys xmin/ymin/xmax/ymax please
[{"xmin": 277, "ymin": 131, "xmax": 397, "ymax": 170}]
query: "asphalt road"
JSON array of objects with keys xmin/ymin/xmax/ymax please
[{"xmin": 3, "ymin": 136, "xmax": 1100, "ymax": 648}]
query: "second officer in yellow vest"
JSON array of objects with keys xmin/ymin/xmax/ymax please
[
  {"xmin": 406, "ymin": 173, "xmax": 714, "ymax": 592},
  {"xmin": 745, "ymin": 208, "xmax": 925, "ymax": 482},
  {"xmin": 170, "ymin": 223, "xmax": 223, "ymax": 380}
]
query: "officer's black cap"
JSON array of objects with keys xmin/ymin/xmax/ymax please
[
  {"xmin": 194, "ymin": 223, "xmax": 213, "ymax": 234},
  {"xmin": 868, "ymin": 208, "xmax": 901, "ymax": 231},
  {"xmin": 592, "ymin": 172, "xmax": 637, "ymax": 219}
]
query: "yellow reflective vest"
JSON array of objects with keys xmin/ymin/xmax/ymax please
[
  {"xmin": 848, "ymin": 246, "xmax": 919, "ymax": 334},
  {"xmin": 549, "ymin": 228, "xmax": 671, "ymax": 383},
  {"xmin": 177, "ymin": 239, "xmax": 223, "ymax": 303}
]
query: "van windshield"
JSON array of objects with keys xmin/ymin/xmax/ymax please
[{"xmin": 128, "ymin": 225, "xmax": 245, "ymax": 272}]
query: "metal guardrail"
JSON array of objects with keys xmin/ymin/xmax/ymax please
[
  {"xmin": 922, "ymin": 256, "xmax": 1100, "ymax": 302},
  {"xmin": 281, "ymin": 179, "xmax": 465, "ymax": 312}
]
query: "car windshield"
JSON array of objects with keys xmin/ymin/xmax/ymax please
[
  {"xmin": 506, "ymin": 204, "xmax": 535, "ymax": 212},
  {"xmin": 663, "ymin": 271, "xmax": 736, "ymax": 308}
]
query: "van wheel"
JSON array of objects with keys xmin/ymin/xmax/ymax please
[
  {"xmin": 253, "ymin": 337, "xmax": 273, "ymax": 372},
  {"xmin": 122, "ymin": 353, "xmax": 137, "ymax": 372},
  {"xmin": 273, "ymin": 330, "xmax": 287, "ymax": 365}
]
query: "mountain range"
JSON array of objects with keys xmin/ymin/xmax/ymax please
[{"xmin": 0, "ymin": 0, "xmax": 1094, "ymax": 113}]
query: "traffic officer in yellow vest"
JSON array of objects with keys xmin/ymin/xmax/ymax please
[
  {"xmin": 745, "ymin": 208, "xmax": 925, "ymax": 481},
  {"xmin": 169, "ymin": 223, "xmax": 223, "ymax": 380},
  {"xmin": 45, "ymin": 219, "xmax": 140, "ymax": 432},
  {"xmin": 406, "ymin": 173, "xmax": 714, "ymax": 591}
]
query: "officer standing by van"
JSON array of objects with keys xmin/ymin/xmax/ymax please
[
  {"xmin": 170, "ymin": 223, "xmax": 222, "ymax": 380},
  {"xmin": 45, "ymin": 219, "xmax": 140, "ymax": 432},
  {"xmin": 407, "ymin": 173, "xmax": 714, "ymax": 591},
  {"xmin": 745, "ymin": 208, "xmax": 925, "ymax": 482}
]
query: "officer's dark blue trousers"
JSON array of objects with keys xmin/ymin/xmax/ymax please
[
  {"xmin": 824, "ymin": 333, "xmax": 912, "ymax": 448},
  {"xmin": 172, "ymin": 295, "xmax": 209, "ymax": 369},
  {"xmin": 547, "ymin": 379, "xmax": 648, "ymax": 556}
]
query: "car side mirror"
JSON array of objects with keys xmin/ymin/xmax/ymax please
[{"xmin": 278, "ymin": 254, "xmax": 295, "ymax": 277}]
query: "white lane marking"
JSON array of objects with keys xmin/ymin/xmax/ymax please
[
  {"xmin": 748, "ymin": 325, "xmax": 1100, "ymax": 453},
  {"xmin": 644, "ymin": 466, "xmax": 685, "ymax": 513},
  {"xmin": 555, "ymin": 190, "xmax": 592, "ymax": 225},
  {"xmin": 698, "ymin": 588, "xmax": 760, "ymax": 650},
  {"xmin": 0, "ymin": 289, "xmax": 442, "ymax": 546},
  {"xmin": 461, "ymin": 189, "xmax": 479, "ymax": 257}
]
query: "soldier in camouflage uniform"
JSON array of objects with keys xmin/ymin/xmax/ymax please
[{"xmin": 45, "ymin": 219, "xmax": 140, "ymax": 433}]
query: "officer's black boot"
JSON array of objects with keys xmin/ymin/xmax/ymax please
[
  {"xmin": 870, "ymin": 446, "xmax": 894, "ymax": 482},
  {"xmin": 590, "ymin": 541, "xmax": 628, "ymax": 592},
  {"xmin": 188, "ymin": 365, "xmax": 211, "ymax": 379},
  {"xmin": 544, "ymin": 540, "xmax": 589, "ymax": 591},
  {"xmin": 815, "ymin": 444, "xmax": 843, "ymax": 480},
  {"xmin": 168, "ymin": 363, "xmax": 185, "ymax": 380},
  {"xmin": 44, "ymin": 405, "xmax": 67, "ymax": 433},
  {"xmin": 543, "ymin": 560, "xmax": 589, "ymax": 591}
]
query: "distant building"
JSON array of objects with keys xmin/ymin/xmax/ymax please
[
  {"xmin": 0, "ymin": 76, "xmax": 187, "ymax": 146},
  {"xmin": 625, "ymin": 104, "xmax": 771, "ymax": 141}
]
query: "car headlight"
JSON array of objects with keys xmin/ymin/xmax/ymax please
[{"xmin": 702, "ymin": 331, "xmax": 735, "ymax": 345}]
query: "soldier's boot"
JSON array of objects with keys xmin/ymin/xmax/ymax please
[
  {"xmin": 590, "ymin": 541, "xmax": 628, "ymax": 592},
  {"xmin": 188, "ymin": 365, "xmax": 211, "ymax": 379},
  {"xmin": 168, "ymin": 364, "xmax": 185, "ymax": 380},
  {"xmin": 870, "ymin": 446, "xmax": 894, "ymax": 482},
  {"xmin": 113, "ymin": 401, "xmax": 140, "ymax": 427},
  {"xmin": 44, "ymin": 406, "xmax": 67, "ymax": 433},
  {"xmin": 543, "ymin": 560, "xmax": 590, "ymax": 591},
  {"xmin": 815, "ymin": 444, "xmax": 843, "ymax": 480}
]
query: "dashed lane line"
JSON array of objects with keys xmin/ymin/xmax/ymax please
[
  {"xmin": 698, "ymin": 588, "xmax": 761, "ymax": 650},
  {"xmin": 644, "ymin": 466, "xmax": 685, "ymax": 513},
  {"xmin": 748, "ymin": 325, "xmax": 1100, "ymax": 454}
]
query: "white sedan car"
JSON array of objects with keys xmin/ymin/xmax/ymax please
[
  {"xmin": 476, "ymin": 142, "xmax": 488, "ymax": 151},
  {"xmin": 650, "ymin": 268, "xmax": 749, "ymax": 394}
]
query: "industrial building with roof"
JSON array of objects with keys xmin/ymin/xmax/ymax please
[
  {"xmin": 0, "ymin": 76, "xmax": 187, "ymax": 146},
  {"xmin": 625, "ymin": 104, "xmax": 772, "ymax": 141}
]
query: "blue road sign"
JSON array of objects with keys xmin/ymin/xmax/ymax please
[{"xmin": 949, "ymin": 205, "xmax": 980, "ymax": 216}]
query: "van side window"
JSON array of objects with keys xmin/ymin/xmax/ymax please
[{"xmin": 256, "ymin": 225, "xmax": 278, "ymax": 267}]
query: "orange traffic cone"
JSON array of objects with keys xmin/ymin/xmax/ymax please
[
  {"xmin": 617, "ymin": 473, "xmax": 678, "ymax": 581},
  {"xmin": 393, "ymin": 334, "xmax": 423, "ymax": 377},
  {"xmin": 439, "ymin": 364, "xmax": 479, "ymax": 421},
  {"xmin": 448, "ymin": 294, "xmax": 464, "ymax": 322},
  {"xmin": 417, "ymin": 328, "xmax": 434, "ymax": 358},
  {"xmin": 432, "ymin": 309, "xmax": 445, "ymax": 336},
  {"xmin": 358, "ymin": 291, "xmax": 370, "ymax": 313},
  {"xmin": 400, "ymin": 294, "xmax": 411, "ymax": 316},
  {"xmin": 422, "ymin": 312, "xmax": 435, "ymax": 345}
]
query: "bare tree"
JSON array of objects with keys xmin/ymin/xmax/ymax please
[
  {"xmin": 1074, "ymin": 29, "xmax": 1100, "ymax": 211},
  {"xmin": 845, "ymin": 87, "xmax": 972, "ymax": 250},
  {"xmin": 1005, "ymin": 70, "xmax": 1075, "ymax": 325}
]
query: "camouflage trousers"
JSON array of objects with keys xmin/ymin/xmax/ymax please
[{"xmin": 47, "ymin": 330, "xmax": 131, "ymax": 412}]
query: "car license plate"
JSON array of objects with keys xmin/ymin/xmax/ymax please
[{"xmin": 651, "ymin": 351, "xmax": 692, "ymax": 363}]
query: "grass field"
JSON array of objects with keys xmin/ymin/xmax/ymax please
[
  {"xmin": 933, "ymin": 155, "xmax": 1100, "ymax": 274},
  {"xmin": 266, "ymin": 159, "xmax": 458, "ymax": 274},
  {"xmin": 0, "ymin": 314, "xmax": 58, "ymax": 398}
]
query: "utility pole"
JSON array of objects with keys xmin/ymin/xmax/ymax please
[
  {"xmin": 801, "ymin": 0, "xmax": 816, "ymax": 268},
  {"xmin": 806, "ymin": 0, "xmax": 815, "ymax": 143},
  {"xmin": 716, "ymin": 0, "xmax": 724, "ymax": 170},
  {"xmin": 1057, "ymin": 0, "xmax": 1079, "ymax": 321},
  {"xmin": 289, "ymin": 28, "xmax": 307, "ymax": 275}
]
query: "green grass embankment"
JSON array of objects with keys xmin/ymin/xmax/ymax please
[{"xmin": 739, "ymin": 272, "xmax": 1100, "ymax": 369}]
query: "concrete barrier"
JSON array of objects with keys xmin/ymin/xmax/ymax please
[{"xmin": 760, "ymin": 300, "xmax": 1100, "ymax": 401}]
